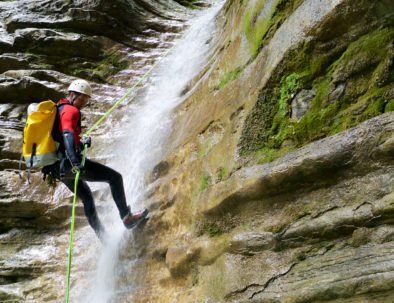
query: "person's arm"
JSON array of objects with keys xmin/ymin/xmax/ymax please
[{"xmin": 60, "ymin": 109, "xmax": 82, "ymax": 169}]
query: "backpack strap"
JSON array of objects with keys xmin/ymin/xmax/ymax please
[
  {"xmin": 54, "ymin": 102, "xmax": 71, "ymax": 178},
  {"xmin": 18, "ymin": 153, "xmax": 23, "ymax": 179},
  {"xmin": 27, "ymin": 143, "xmax": 36, "ymax": 184}
]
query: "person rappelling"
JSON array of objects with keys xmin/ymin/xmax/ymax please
[{"xmin": 32, "ymin": 79, "xmax": 149, "ymax": 240}]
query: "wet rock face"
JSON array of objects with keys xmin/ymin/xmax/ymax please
[
  {"xmin": 120, "ymin": 0, "xmax": 394, "ymax": 302},
  {"xmin": 1, "ymin": 0, "xmax": 393, "ymax": 302}
]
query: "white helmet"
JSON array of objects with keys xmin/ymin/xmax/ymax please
[{"xmin": 68, "ymin": 79, "xmax": 92, "ymax": 97}]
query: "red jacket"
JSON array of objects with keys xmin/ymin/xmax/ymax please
[{"xmin": 57, "ymin": 99, "xmax": 81, "ymax": 147}]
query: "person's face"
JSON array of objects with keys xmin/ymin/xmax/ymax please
[{"xmin": 72, "ymin": 92, "xmax": 90, "ymax": 110}]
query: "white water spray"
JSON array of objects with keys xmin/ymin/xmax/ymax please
[{"xmin": 81, "ymin": 2, "xmax": 224, "ymax": 302}]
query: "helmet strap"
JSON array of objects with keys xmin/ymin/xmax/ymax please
[{"xmin": 68, "ymin": 92, "xmax": 81, "ymax": 105}]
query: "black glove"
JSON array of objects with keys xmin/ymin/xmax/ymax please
[{"xmin": 80, "ymin": 136, "xmax": 91, "ymax": 148}]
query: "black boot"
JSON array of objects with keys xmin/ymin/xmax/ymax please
[{"xmin": 122, "ymin": 207, "xmax": 149, "ymax": 229}]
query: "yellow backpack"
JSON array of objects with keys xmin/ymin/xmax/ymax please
[{"xmin": 20, "ymin": 100, "xmax": 59, "ymax": 182}]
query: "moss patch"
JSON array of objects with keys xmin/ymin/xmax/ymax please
[
  {"xmin": 197, "ymin": 221, "xmax": 225, "ymax": 237},
  {"xmin": 217, "ymin": 167, "xmax": 229, "ymax": 182},
  {"xmin": 219, "ymin": 66, "xmax": 242, "ymax": 89},
  {"xmin": 242, "ymin": 0, "xmax": 305, "ymax": 58},
  {"xmin": 239, "ymin": 23, "xmax": 394, "ymax": 161},
  {"xmin": 71, "ymin": 52, "xmax": 129, "ymax": 82},
  {"xmin": 385, "ymin": 99, "xmax": 394, "ymax": 112},
  {"xmin": 196, "ymin": 172, "xmax": 212, "ymax": 195}
]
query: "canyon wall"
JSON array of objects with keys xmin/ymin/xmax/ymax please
[{"xmin": 0, "ymin": 0, "xmax": 393, "ymax": 302}]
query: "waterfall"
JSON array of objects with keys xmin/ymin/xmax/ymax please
[{"xmin": 79, "ymin": 1, "xmax": 225, "ymax": 302}]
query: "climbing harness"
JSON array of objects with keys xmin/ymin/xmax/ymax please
[{"xmin": 65, "ymin": 25, "xmax": 192, "ymax": 303}]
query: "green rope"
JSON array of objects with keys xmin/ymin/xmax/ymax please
[
  {"xmin": 65, "ymin": 171, "xmax": 78, "ymax": 303},
  {"xmin": 66, "ymin": 145, "xmax": 87, "ymax": 303},
  {"xmin": 65, "ymin": 26, "xmax": 191, "ymax": 302}
]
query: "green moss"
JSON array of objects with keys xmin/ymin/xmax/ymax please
[
  {"xmin": 70, "ymin": 52, "xmax": 129, "ymax": 80},
  {"xmin": 71, "ymin": 68, "xmax": 87, "ymax": 76},
  {"xmin": 243, "ymin": 0, "xmax": 280, "ymax": 57},
  {"xmin": 311, "ymin": 77, "xmax": 331, "ymax": 109},
  {"xmin": 332, "ymin": 27, "xmax": 394, "ymax": 72},
  {"xmin": 92, "ymin": 52, "xmax": 128, "ymax": 76},
  {"xmin": 385, "ymin": 99, "xmax": 394, "ymax": 112},
  {"xmin": 25, "ymin": 52, "xmax": 43, "ymax": 59},
  {"xmin": 242, "ymin": 0, "xmax": 306, "ymax": 58},
  {"xmin": 257, "ymin": 147, "xmax": 278, "ymax": 163},
  {"xmin": 100, "ymin": 52, "xmax": 128, "ymax": 69},
  {"xmin": 198, "ymin": 221, "xmax": 225, "ymax": 237},
  {"xmin": 265, "ymin": 222, "xmax": 288, "ymax": 234},
  {"xmin": 238, "ymin": 87, "xmax": 279, "ymax": 154},
  {"xmin": 239, "ymin": 24, "xmax": 394, "ymax": 160},
  {"xmin": 197, "ymin": 172, "xmax": 211, "ymax": 194},
  {"xmin": 37, "ymin": 63, "xmax": 52, "ymax": 69},
  {"xmin": 219, "ymin": 66, "xmax": 242, "ymax": 88},
  {"xmin": 217, "ymin": 167, "xmax": 229, "ymax": 182},
  {"xmin": 269, "ymin": 73, "xmax": 301, "ymax": 146},
  {"xmin": 363, "ymin": 98, "xmax": 386, "ymax": 118},
  {"xmin": 293, "ymin": 102, "xmax": 339, "ymax": 144}
]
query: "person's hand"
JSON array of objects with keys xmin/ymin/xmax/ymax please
[{"xmin": 80, "ymin": 136, "xmax": 91, "ymax": 148}]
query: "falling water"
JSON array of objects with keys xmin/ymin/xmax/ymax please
[{"xmin": 79, "ymin": 1, "xmax": 225, "ymax": 302}]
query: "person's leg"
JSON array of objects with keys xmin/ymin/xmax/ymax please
[
  {"xmin": 79, "ymin": 159, "xmax": 129, "ymax": 218},
  {"xmin": 63, "ymin": 179, "xmax": 105, "ymax": 238}
]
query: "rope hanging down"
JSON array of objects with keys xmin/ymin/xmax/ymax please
[{"xmin": 65, "ymin": 26, "xmax": 192, "ymax": 303}]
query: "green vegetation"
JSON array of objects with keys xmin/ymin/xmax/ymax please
[
  {"xmin": 71, "ymin": 68, "xmax": 86, "ymax": 76},
  {"xmin": 36, "ymin": 63, "xmax": 52, "ymax": 69},
  {"xmin": 242, "ymin": 0, "xmax": 279, "ymax": 57},
  {"xmin": 239, "ymin": 26, "xmax": 394, "ymax": 162},
  {"xmin": 271, "ymin": 73, "xmax": 301, "ymax": 133},
  {"xmin": 219, "ymin": 66, "xmax": 242, "ymax": 88},
  {"xmin": 71, "ymin": 52, "xmax": 128, "ymax": 81},
  {"xmin": 217, "ymin": 167, "xmax": 228, "ymax": 182},
  {"xmin": 25, "ymin": 51, "xmax": 44, "ymax": 59},
  {"xmin": 197, "ymin": 221, "xmax": 225, "ymax": 237},
  {"xmin": 242, "ymin": 0, "xmax": 305, "ymax": 58},
  {"xmin": 257, "ymin": 147, "xmax": 278, "ymax": 163},
  {"xmin": 198, "ymin": 172, "xmax": 211, "ymax": 193},
  {"xmin": 385, "ymin": 99, "xmax": 394, "ymax": 112}
]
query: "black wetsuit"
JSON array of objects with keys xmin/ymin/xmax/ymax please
[{"xmin": 47, "ymin": 99, "xmax": 129, "ymax": 237}]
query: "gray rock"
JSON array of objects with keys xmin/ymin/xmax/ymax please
[
  {"xmin": 0, "ymin": 76, "xmax": 64, "ymax": 104},
  {"xmin": 229, "ymin": 231, "xmax": 275, "ymax": 255},
  {"xmin": 0, "ymin": 127, "xmax": 22, "ymax": 160},
  {"xmin": 13, "ymin": 28, "xmax": 104, "ymax": 59},
  {"xmin": 165, "ymin": 245, "xmax": 199, "ymax": 277},
  {"xmin": 252, "ymin": 242, "xmax": 394, "ymax": 302},
  {"xmin": 152, "ymin": 161, "xmax": 170, "ymax": 180},
  {"xmin": 0, "ymin": 55, "xmax": 30, "ymax": 74},
  {"xmin": 291, "ymin": 89, "xmax": 316, "ymax": 119},
  {"xmin": 0, "ymin": 39, "xmax": 12, "ymax": 53},
  {"xmin": 0, "ymin": 69, "xmax": 74, "ymax": 104},
  {"xmin": 326, "ymin": 82, "xmax": 345, "ymax": 106}
]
